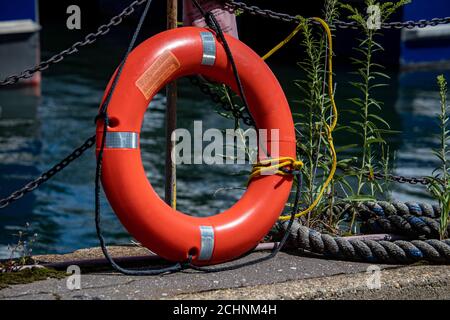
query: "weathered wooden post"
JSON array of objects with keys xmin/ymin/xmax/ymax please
[{"xmin": 165, "ymin": 0, "xmax": 178, "ymax": 208}]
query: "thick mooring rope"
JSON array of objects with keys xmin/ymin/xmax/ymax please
[
  {"xmin": 275, "ymin": 201, "xmax": 450, "ymax": 263},
  {"xmin": 362, "ymin": 215, "xmax": 449, "ymax": 239},
  {"xmin": 354, "ymin": 201, "xmax": 441, "ymax": 218},
  {"xmin": 278, "ymin": 220, "xmax": 450, "ymax": 263},
  {"xmin": 329, "ymin": 201, "xmax": 447, "ymax": 239}
]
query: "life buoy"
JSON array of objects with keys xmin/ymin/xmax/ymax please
[{"xmin": 96, "ymin": 27, "xmax": 296, "ymax": 265}]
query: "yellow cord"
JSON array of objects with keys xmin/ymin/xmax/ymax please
[
  {"xmin": 261, "ymin": 17, "xmax": 303, "ymax": 61},
  {"xmin": 313, "ymin": 17, "xmax": 338, "ymax": 131},
  {"xmin": 249, "ymin": 157, "xmax": 303, "ymax": 182},
  {"xmin": 261, "ymin": 17, "xmax": 337, "ymax": 129},
  {"xmin": 252, "ymin": 17, "xmax": 339, "ymax": 221}
]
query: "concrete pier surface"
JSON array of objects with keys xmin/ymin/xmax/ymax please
[{"xmin": 0, "ymin": 246, "xmax": 449, "ymax": 300}]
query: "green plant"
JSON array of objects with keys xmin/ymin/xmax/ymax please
[
  {"xmin": 294, "ymin": 0, "xmax": 344, "ymax": 228},
  {"xmin": 2, "ymin": 223, "xmax": 38, "ymax": 272},
  {"xmin": 427, "ymin": 75, "xmax": 450, "ymax": 240},
  {"xmin": 341, "ymin": 0, "xmax": 409, "ymax": 198}
]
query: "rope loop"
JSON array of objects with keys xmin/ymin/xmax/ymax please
[{"xmin": 249, "ymin": 157, "xmax": 304, "ymax": 181}]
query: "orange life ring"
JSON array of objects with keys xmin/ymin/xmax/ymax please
[{"xmin": 96, "ymin": 27, "xmax": 296, "ymax": 265}]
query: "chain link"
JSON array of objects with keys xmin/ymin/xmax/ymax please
[
  {"xmin": 225, "ymin": 0, "xmax": 450, "ymax": 30},
  {"xmin": 0, "ymin": 136, "xmax": 96, "ymax": 209},
  {"xmin": 189, "ymin": 76, "xmax": 255, "ymax": 126},
  {"xmin": 0, "ymin": 0, "xmax": 148, "ymax": 86},
  {"xmin": 373, "ymin": 171, "xmax": 431, "ymax": 185},
  {"xmin": 344, "ymin": 166, "xmax": 431, "ymax": 185}
]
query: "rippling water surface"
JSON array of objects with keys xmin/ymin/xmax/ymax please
[{"xmin": 0, "ymin": 29, "xmax": 449, "ymax": 257}]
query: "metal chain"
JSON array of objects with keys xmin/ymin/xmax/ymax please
[
  {"xmin": 0, "ymin": 135, "xmax": 96, "ymax": 209},
  {"xmin": 225, "ymin": 0, "xmax": 450, "ymax": 30},
  {"xmin": 0, "ymin": 0, "xmax": 148, "ymax": 86},
  {"xmin": 372, "ymin": 171, "xmax": 431, "ymax": 185},
  {"xmin": 345, "ymin": 166, "xmax": 431, "ymax": 185},
  {"xmin": 189, "ymin": 76, "xmax": 254, "ymax": 126}
]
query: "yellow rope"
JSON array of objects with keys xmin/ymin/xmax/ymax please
[
  {"xmin": 313, "ymin": 17, "xmax": 338, "ymax": 132},
  {"xmin": 251, "ymin": 17, "xmax": 339, "ymax": 221},
  {"xmin": 261, "ymin": 17, "xmax": 337, "ymax": 129},
  {"xmin": 249, "ymin": 157, "xmax": 303, "ymax": 182},
  {"xmin": 261, "ymin": 17, "xmax": 303, "ymax": 61}
]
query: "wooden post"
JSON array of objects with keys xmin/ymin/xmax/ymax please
[{"xmin": 165, "ymin": 0, "xmax": 178, "ymax": 208}]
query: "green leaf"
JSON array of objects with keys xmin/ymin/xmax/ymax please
[
  {"xmin": 367, "ymin": 136, "xmax": 386, "ymax": 145},
  {"xmin": 368, "ymin": 114, "xmax": 391, "ymax": 128},
  {"xmin": 373, "ymin": 71, "xmax": 391, "ymax": 79},
  {"xmin": 335, "ymin": 144, "xmax": 359, "ymax": 153}
]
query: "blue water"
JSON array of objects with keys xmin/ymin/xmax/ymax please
[{"xmin": 0, "ymin": 30, "xmax": 449, "ymax": 258}]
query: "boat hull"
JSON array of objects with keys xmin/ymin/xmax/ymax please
[
  {"xmin": 0, "ymin": 0, "xmax": 40, "ymax": 87},
  {"xmin": 401, "ymin": 0, "xmax": 450, "ymax": 69}
]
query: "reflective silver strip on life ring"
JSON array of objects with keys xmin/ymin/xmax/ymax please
[
  {"xmin": 198, "ymin": 226, "xmax": 215, "ymax": 261},
  {"xmin": 200, "ymin": 31, "xmax": 216, "ymax": 66},
  {"xmin": 105, "ymin": 132, "xmax": 139, "ymax": 149}
]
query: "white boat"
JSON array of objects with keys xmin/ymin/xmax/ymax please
[{"xmin": 0, "ymin": 0, "xmax": 41, "ymax": 86}]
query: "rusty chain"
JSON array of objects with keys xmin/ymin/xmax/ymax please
[
  {"xmin": 0, "ymin": 0, "xmax": 148, "ymax": 86},
  {"xmin": 225, "ymin": 0, "xmax": 450, "ymax": 30}
]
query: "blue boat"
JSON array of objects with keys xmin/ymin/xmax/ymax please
[
  {"xmin": 0, "ymin": 0, "xmax": 41, "ymax": 86},
  {"xmin": 401, "ymin": 0, "xmax": 450, "ymax": 70}
]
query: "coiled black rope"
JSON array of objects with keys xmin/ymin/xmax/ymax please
[{"xmin": 94, "ymin": 0, "xmax": 183, "ymax": 275}]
